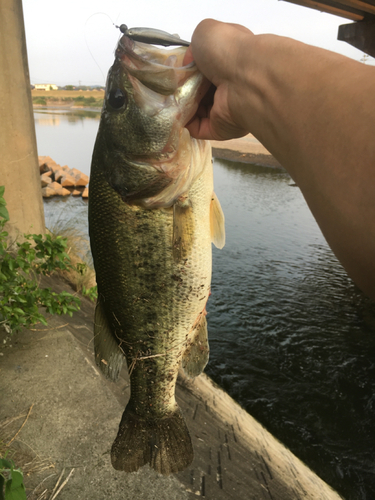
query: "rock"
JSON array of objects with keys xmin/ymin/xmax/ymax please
[
  {"xmin": 49, "ymin": 165, "xmax": 62, "ymax": 176},
  {"xmin": 38, "ymin": 156, "xmax": 50, "ymax": 174},
  {"xmin": 42, "ymin": 182, "xmax": 71, "ymax": 197},
  {"xmin": 50, "ymin": 181, "xmax": 62, "ymax": 191},
  {"xmin": 71, "ymin": 168, "xmax": 89, "ymax": 187},
  {"xmin": 71, "ymin": 188, "xmax": 85, "ymax": 196},
  {"xmin": 44, "ymin": 158, "xmax": 60, "ymax": 173},
  {"xmin": 38, "ymin": 157, "xmax": 90, "ymax": 194},
  {"xmin": 50, "ymin": 181, "xmax": 65, "ymax": 196},
  {"xmin": 60, "ymin": 174, "xmax": 76, "ymax": 187},
  {"xmin": 53, "ymin": 169, "xmax": 65, "ymax": 182},
  {"xmin": 42, "ymin": 186, "xmax": 57, "ymax": 198},
  {"xmin": 41, "ymin": 174, "xmax": 52, "ymax": 187},
  {"xmin": 82, "ymin": 187, "xmax": 89, "ymax": 198},
  {"xmin": 38, "ymin": 155, "xmax": 48, "ymax": 165}
]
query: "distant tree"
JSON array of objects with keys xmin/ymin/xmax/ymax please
[{"xmin": 65, "ymin": 85, "xmax": 74, "ymax": 90}]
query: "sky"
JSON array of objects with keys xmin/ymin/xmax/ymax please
[{"xmin": 23, "ymin": 0, "xmax": 374, "ymax": 87}]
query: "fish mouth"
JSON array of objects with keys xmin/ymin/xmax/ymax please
[
  {"xmin": 110, "ymin": 35, "xmax": 210, "ymax": 209},
  {"xmin": 116, "ymin": 35, "xmax": 197, "ymax": 97}
]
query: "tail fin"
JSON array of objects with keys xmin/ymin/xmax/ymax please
[{"xmin": 111, "ymin": 404, "xmax": 193, "ymax": 475}]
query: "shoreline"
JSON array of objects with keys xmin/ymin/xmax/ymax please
[
  {"xmin": 33, "ymin": 103, "xmax": 101, "ymax": 111},
  {"xmin": 33, "ymin": 103, "xmax": 281, "ymax": 168}
]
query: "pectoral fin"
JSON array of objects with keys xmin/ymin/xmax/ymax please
[
  {"xmin": 210, "ymin": 192, "xmax": 225, "ymax": 249},
  {"xmin": 182, "ymin": 314, "xmax": 209, "ymax": 378},
  {"xmin": 94, "ymin": 300, "xmax": 124, "ymax": 381},
  {"xmin": 172, "ymin": 198, "xmax": 194, "ymax": 262}
]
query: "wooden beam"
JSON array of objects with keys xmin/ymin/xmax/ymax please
[
  {"xmin": 337, "ymin": 0, "xmax": 375, "ymax": 16},
  {"xmin": 338, "ymin": 20, "xmax": 375, "ymax": 56},
  {"xmin": 284, "ymin": 0, "xmax": 365, "ymax": 20}
]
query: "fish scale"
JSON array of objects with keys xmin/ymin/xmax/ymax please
[{"xmin": 89, "ymin": 33, "xmax": 225, "ymax": 475}]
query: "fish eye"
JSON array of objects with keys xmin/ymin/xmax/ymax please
[{"xmin": 108, "ymin": 88, "xmax": 127, "ymax": 110}]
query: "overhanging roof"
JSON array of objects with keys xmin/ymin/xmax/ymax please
[{"xmin": 282, "ymin": 0, "xmax": 375, "ymax": 21}]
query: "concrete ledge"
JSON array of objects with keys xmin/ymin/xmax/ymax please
[
  {"xmin": 0, "ymin": 275, "xmax": 342, "ymax": 499},
  {"xmin": 210, "ymin": 135, "xmax": 283, "ymax": 169},
  {"xmin": 176, "ymin": 372, "xmax": 342, "ymax": 499},
  {"xmin": 0, "ymin": 327, "xmax": 189, "ymax": 499}
]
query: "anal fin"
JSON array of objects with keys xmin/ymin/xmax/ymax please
[
  {"xmin": 182, "ymin": 314, "xmax": 209, "ymax": 378},
  {"xmin": 94, "ymin": 300, "xmax": 124, "ymax": 381}
]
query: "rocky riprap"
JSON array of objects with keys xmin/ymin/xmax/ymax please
[{"xmin": 39, "ymin": 156, "xmax": 89, "ymax": 198}]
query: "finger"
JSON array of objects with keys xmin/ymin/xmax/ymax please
[
  {"xmin": 183, "ymin": 46, "xmax": 194, "ymax": 66},
  {"xmin": 186, "ymin": 116, "xmax": 216, "ymax": 141},
  {"xmin": 227, "ymin": 22, "xmax": 254, "ymax": 35}
]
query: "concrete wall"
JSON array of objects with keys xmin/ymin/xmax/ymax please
[{"xmin": 0, "ymin": 0, "xmax": 45, "ymax": 239}]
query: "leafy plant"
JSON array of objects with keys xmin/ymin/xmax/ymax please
[
  {"xmin": 0, "ymin": 457, "xmax": 26, "ymax": 500},
  {"xmin": 0, "ymin": 187, "xmax": 81, "ymax": 334},
  {"xmin": 45, "ymin": 217, "xmax": 97, "ymax": 295},
  {"xmin": 0, "ymin": 187, "xmax": 9, "ymax": 221},
  {"xmin": 82, "ymin": 285, "xmax": 98, "ymax": 302}
]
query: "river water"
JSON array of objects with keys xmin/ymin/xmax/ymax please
[{"xmin": 34, "ymin": 108, "xmax": 375, "ymax": 500}]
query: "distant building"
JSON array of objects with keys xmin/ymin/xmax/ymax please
[{"xmin": 34, "ymin": 84, "xmax": 58, "ymax": 91}]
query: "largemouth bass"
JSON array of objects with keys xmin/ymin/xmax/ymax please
[{"xmin": 88, "ymin": 32, "xmax": 225, "ymax": 475}]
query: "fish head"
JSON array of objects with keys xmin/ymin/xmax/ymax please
[{"xmin": 95, "ymin": 35, "xmax": 209, "ymax": 207}]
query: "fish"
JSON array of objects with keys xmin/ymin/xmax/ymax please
[{"xmin": 88, "ymin": 31, "xmax": 225, "ymax": 475}]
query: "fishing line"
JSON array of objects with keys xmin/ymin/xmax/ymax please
[{"xmin": 84, "ymin": 12, "xmax": 119, "ymax": 85}]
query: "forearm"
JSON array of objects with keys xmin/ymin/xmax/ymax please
[
  {"xmin": 234, "ymin": 34, "xmax": 375, "ymax": 181},
  {"xmin": 236, "ymin": 34, "xmax": 375, "ymax": 298}
]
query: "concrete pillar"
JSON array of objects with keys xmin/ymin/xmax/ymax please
[{"xmin": 0, "ymin": 0, "xmax": 45, "ymax": 239}]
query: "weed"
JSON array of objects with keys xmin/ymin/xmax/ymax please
[
  {"xmin": 0, "ymin": 187, "xmax": 81, "ymax": 334},
  {"xmin": 82, "ymin": 285, "xmax": 98, "ymax": 302},
  {"xmin": 0, "ymin": 456, "xmax": 26, "ymax": 500},
  {"xmin": 46, "ymin": 219, "xmax": 96, "ymax": 295}
]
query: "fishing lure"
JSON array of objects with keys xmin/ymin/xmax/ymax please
[{"xmin": 117, "ymin": 24, "xmax": 190, "ymax": 47}]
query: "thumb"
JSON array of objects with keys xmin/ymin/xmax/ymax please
[{"xmin": 183, "ymin": 46, "xmax": 194, "ymax": 66}]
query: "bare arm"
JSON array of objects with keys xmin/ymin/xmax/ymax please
[{"xmin": 186, "ymin": 19, "xmax": 375, "ymax": 300}]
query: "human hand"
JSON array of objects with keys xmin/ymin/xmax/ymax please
[{"xmin": 184, "ymin": 19, "xmax": 253, "ymax": 141}]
